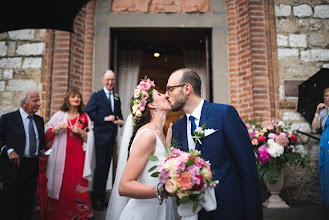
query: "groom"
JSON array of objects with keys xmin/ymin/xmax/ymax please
[{"xmin": 165, "ymin": 68, "xmax": 263, "ymax": 220}]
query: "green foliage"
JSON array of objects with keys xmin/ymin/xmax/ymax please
[{"xmin": 246, "ymin": 118, "xmax": 310, "ymax": 184}]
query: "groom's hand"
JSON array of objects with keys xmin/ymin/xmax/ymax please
[{"xmin": 166, "ymin": 123, "xmax": 173, "ymax": 146}]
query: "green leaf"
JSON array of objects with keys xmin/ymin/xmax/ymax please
[
  {"xmin": 149, "ymin": 155, "xmax": 158, "ymax": 162},
  {"xmin": 191, "ymin": 191, "xmax": 201, "ymax": 195},
  {"xmin": 148, "ymin": 166, "xmax": 157, "ymax": 172},
  {"xmin": 179, "ymin": 196, "xmax": 190, "ymax": 204},
  {"xmin": 192, "ymin": 199, "xmax": 199, "ymax": 213},
  {"xmin": 151, "ymin": 172, "xmax": 160, "ymax": 177}
]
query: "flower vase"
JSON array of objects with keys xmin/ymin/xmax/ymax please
[{"xmin": 263, "ymin": 171, "xmax": 289, "ymax": 208}]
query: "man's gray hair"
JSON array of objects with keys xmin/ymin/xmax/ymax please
[
  {"xmin": 103, "ymin": 70, "xmax": 115, "ymax": 78},
  {"xmin": 19, "ymin": 89, "xmax": 39, "ymax": 107}
]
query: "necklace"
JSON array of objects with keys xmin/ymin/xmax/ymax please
[
  {"xmin": 68, "ymin": 113, "xmax": 79, "ymax": 127},
  {"xmin": 68, "ymin": 113, "xmax": 79, "ymax": 136}
]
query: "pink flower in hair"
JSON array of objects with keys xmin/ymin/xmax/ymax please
[
  {"xmin": 147, "ymin": 79, "xmax": 156, "ymax": 87},
  {"xmin": 134, "ymin": 89, "xmax": 141, "ymax": 98},
  {"xmin": 141, "ymin": 90, "xmax": 149, "ymax": 99},
  {"xmin": 139, "ymin": 106, "xmax": 145, "ymax": 112},
  {"xmin": 139, "ymin": 81, "xmax": 151, "ymax": 91}
]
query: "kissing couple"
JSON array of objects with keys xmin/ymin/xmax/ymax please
[{"xmin": 106, "ymin": 68, "xmax": 263, "ymax": 220}]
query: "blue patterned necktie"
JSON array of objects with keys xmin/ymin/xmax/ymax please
[
  {"xmin": 28, "ymin": 115, "xmax": 37, "ymax": 157},
  {"xmin": 189, "ymin": 115, "xmax": 196, "ymax": 137}
]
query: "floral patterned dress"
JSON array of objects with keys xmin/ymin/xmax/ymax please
[{"xmin": 46, "ymin": 113, "xmax": 93, "ymax": 219}]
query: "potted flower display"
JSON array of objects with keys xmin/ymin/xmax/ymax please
[{"xmin": 245, "ymin": 118, "xmax": 309, "ymax": 208}]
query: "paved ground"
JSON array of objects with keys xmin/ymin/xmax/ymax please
[{"xmin": 1, "ymin": 184, "xmax": 329, "ymax": 220}]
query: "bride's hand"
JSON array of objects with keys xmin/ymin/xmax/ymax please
[{"xmin": 166, "ymin": 123, "xmax": 173, "ymax": 146}]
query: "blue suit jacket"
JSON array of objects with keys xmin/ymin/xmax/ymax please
[
  {"xmin": 85, "ymin": 89, "xmax": 123, "ymax": 146},
  {"xmin": 0, "ymin": 110, "xmax": 45, "ymax": 184},
  {"xmin": 172, "ymin": 101, "xmax": 263, "ymax": 220}
]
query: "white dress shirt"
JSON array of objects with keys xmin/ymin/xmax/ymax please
[{"xmin": 186, "ymin": 99, "xmax": 204, "ymax": 150}]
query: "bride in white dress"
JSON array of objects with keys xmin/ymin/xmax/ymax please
[{"xmin": 105, "ymin": 81, "xmax": 175, "ymax": 220}]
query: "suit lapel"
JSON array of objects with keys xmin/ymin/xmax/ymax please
[
  {"xmin": 100, "ymin": 89, "xmax": 112, "ymax": 111},
  {"xmin": 14, "ymin": 110, "xmax": 25, "ymax": 135},
  {"xmin": 196, "ymin": 101, "xmax": 211, "ymax": 150}
]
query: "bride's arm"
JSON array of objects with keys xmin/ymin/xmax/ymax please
[{"xmin": 119, "ymin": 131, "xmax": 157, "ymax": 199}]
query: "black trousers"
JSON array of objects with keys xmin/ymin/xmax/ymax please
[
  {"xmin": 3, "ymin": 157, "xmax": 38, "ymax": 220},
  {"xmin": 93, "ymin": 135, "xmax": 116, "ymax": 200}
]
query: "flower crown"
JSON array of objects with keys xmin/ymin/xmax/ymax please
[{"xmin": 131, "ymin": 76, "xmax": 156, "ymax": 125}]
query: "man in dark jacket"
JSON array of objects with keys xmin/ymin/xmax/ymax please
[
  {"xmin": 0, "ymin": 89, "xmax": 46, "ymax": 220},
  {"xmin": 85, "ymin": 70, "xmax": 123, "ymax": 210}
]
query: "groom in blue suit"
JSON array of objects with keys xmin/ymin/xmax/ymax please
[{"xmin": 166, "ymin": 68, "xmax": 263, "ymax": 220}]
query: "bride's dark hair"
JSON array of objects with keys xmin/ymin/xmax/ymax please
[{"xmin": 128, "ymin": 96, "xmax": 154, "ymax": 157}]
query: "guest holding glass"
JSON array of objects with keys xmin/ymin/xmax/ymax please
[
  {"xmin": 45, "ymin": 88, "xmax": 94, "ymax": 219},
  {"xmin": 312, "ymin": 88, "xmax": 329, "ymax": 206}
]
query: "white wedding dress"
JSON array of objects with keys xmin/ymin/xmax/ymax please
[{"xmin": 106, "ymin": 120, "xmax": 175, "ymax": 220}]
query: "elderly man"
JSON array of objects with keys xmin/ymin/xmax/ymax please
[
  {"xmin": 85, "ymin": 70, "xmax": 124, "ymax": 211},
  {"xmin": 0, "ymin": 89, "xmax": 46, "ymax": 220}
]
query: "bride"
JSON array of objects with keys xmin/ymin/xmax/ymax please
[{"xmin": 105, "ymin": 78, "xmax": 175, "ymax": 220}]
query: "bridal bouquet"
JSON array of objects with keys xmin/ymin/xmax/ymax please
[
  {"xmin": 149, "ymin": 148, "xmax": 219, "ymax": 212},
  {"xmin": 245, "ymin": 118, "xmax": 308, "ymax": 184}
]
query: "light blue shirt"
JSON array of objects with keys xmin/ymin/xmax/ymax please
[{"xmin": 16, "ymin": 108, "xmax": 40, "ymax": 157}]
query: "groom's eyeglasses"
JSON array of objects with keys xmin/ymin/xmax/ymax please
[{"xmin": 166, "ymin": 84, "xmax": 186, "ymax": 94}]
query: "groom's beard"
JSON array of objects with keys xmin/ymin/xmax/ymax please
[{"xmin": 170, "ymin": 91, "xmax": 186, "ymax": 112}]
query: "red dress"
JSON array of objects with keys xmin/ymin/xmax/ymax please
[{"xmin": 46, "ymin": 113, "xmax": 93, "ymax": 220}]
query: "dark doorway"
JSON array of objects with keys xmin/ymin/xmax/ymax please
[{"xmin": 111, "ymin": 28, "xmax": 211, "ymax": 132}]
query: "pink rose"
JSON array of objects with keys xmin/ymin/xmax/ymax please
[
  {"xmin": 147, "ymin": 79, "xmax": 156, "ymax": 87},
  {"xmin": 258, "ymin": 136, "xmax": 266, "ymax": 142},
  {"xmin": 259, "ymin": 150, "xmax": 270, "ymax": 164},
  {"xmin": 134, "ymin": 89, "xmax": 140, "ymax": 98},
  {"xmin": 139, "ymin": 81, "xmax": 151, "ymax": 91},
  {"xmin": 267, "ymin": 125, "xmax": 274, "ymax": 130},
  {"xmin": 165, "ymin": 178, "xmax": 178, "ymax": 194},
  {"xmin": 141, "ymin": 98, "xmax": 147, "ymax": 106},
  {"xmin": 177, "ymin": 190, "xmax": 190, "ymax": 199},
  {"xmin": 252, "ymin": 139, "xmax": 259, "ymax": 146},
  {"xmin": 290, "ymin": 135, "xmax": 298, "ymax": 142},
  {"xmin": 139, "ymin": 106, "xmax": 145, "ymax": 112},
  {"xmin": 275, "ymin": 135, "xmax": 289, "ymax": 146},
  {"xmin": 258, "ymin": 144, "xmax": 268, "ymax": 152}
]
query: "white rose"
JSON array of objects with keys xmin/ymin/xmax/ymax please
[
  {"xmin": 132, "ymin": 104, "xmax": 140, "ymax": 114},
  {"xmin": 267, "ymin": 139, "xmax": 284, "ymax": 158},
  {"xmin": 278, "ymin": 121, "xmax": 285, "ymax": 127},
  {"xmin": 135, "ymin": 110, "xmax": 142, "ymax": 117},
  {"xmin": 195, "ymin": 127, "xmax": 203, "ymax": 133}
]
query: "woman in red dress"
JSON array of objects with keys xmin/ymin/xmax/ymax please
[{"xmin": 45, "ymin": 89, "xmax": 94, "ymax": 219}]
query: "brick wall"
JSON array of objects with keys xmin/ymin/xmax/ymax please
[
  {"xmin": 42, "ymin": 0, "xmax": 95, "ymax": 121},
  {"xmin": 226, "ymin": 0, "xmax": 279, "ymax": 121}
]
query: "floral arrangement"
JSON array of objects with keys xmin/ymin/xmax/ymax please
[
  {"xmin": 246, "ymin": 118, "xmax": 308, "ymax": 184},
  {"xmin": 149, "ymin": 148, "xmax": 219, "ymax": 212},
  {"xmin": 192, "ymin": 123, "xmax": 217, "ymax": 145},
  {"xmin": 131, "ymin": 76, "xmax": 156, "ymax": 125}
]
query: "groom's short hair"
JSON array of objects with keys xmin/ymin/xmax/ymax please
[{"xmin": 180, "ymin": 68, "xmax": 201, "ymax": 97}]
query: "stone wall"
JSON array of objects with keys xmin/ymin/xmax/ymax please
[
  {"xmin": 275, "ymin": 0, "xmax": 329, "ymax": 201},
  {"xmin": 0, "ymin": 29, "xmax": 45, "ymax": 116}
]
